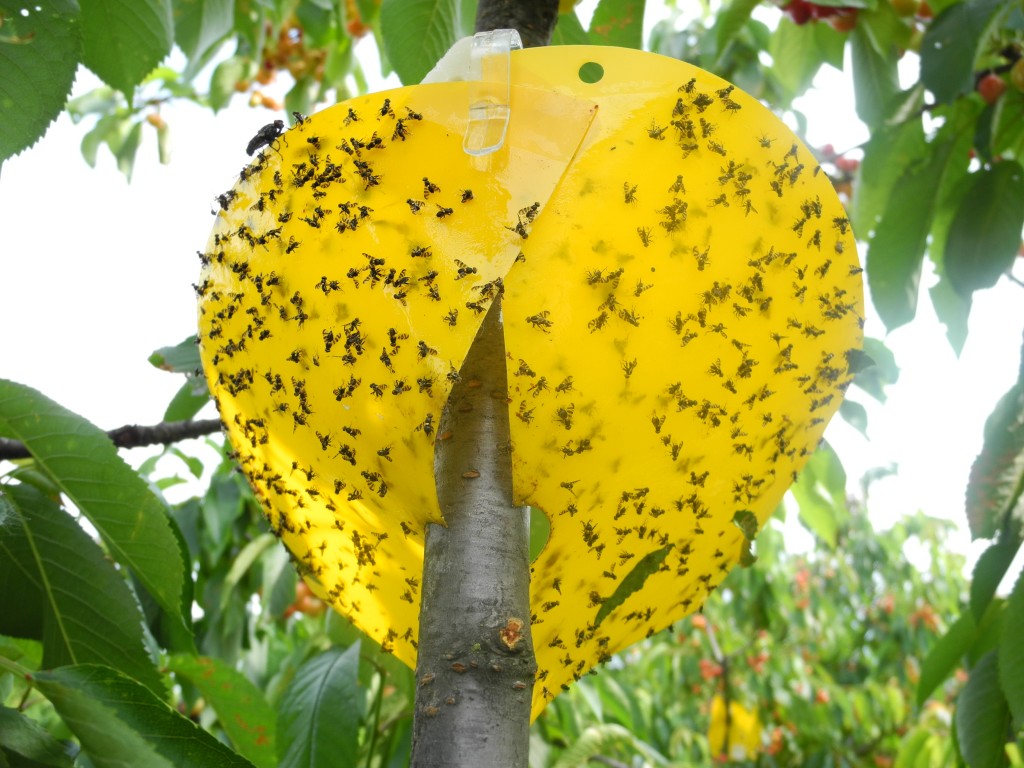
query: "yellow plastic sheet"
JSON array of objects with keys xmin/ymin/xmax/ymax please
[{"xmin": 197, "ymin": 46, "xmax": 862, "ymax": 720}]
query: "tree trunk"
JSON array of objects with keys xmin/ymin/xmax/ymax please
[
  {"xmin": 410, "ymin": 298, "xmax": 537, "ymax": 766},
  {"xmin": 409, "ymin": 5, "xmax": 558, "ymax": 765}
]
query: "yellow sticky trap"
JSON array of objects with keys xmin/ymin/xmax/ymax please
[{"xmin": 197, "ymin": 46, "xmax": 862, "ymax": 722}]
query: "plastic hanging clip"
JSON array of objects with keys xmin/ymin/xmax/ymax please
[{"xmin": 462, "ymin": 29, "xmax": 522, "ymax": 157}]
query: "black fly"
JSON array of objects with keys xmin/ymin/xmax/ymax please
[{"xmin": 247, "ymin": 120, "xmax": 285, "ymax": 156}]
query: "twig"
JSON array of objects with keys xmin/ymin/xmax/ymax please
[{"xmin": 0, "ymin": 419, "xmax": 222, "ymax": 460}]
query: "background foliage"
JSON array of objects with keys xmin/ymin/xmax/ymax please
[{"xmin": 2, "ymin": 0, "xmax": 1024, "ymax": 765}]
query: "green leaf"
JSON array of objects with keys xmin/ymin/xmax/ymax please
[
  {"xmin": 1000, "ymin": 570, "xmax": 1024, "ymax": 727},
  {"xmin": 162, "ymin": 378, "xmax": 211, "ymax": 422},
  {"xmin": 713, "ymin": 0, "xmax": 761, "ymax": 65},
  {"xmin": 852, "ymin": 118, "xmax": 927, "ymax": 237},
  {"xmin": 588, "ymin": 0, "xmax": 645, "ymax": 49},
  {"xmin": 955, "ymin": 651, "xmax": 1013, "ymax": 768},
  {"xmin": 551, "ymin": 11, "xmax": 590, "ymax": 46},
  {"xmin": 790, "ymin": 444, "xmax": 848, "ymax": 548},
  {"xmin": 167, "ymin": 656, "xmax": 276, "ymax": 768},
  {"xmin": 850, "ymin": 337, "xmax": 899, "ymax": 403},
  {"xmin": 175, "ymin": 0, "xmax": 234, "ymax": 81},
  {"xmin": 380, "ymin": 0, "xmax": 465, "ymax": 85},
  {"xmin": 0, "ymin": 705, "xmax": 73, "ymax": 767},
  {"xmin": 850, "ymin": 25, "xmax": 899, "ymax": 129},
  {"xmin": 594, "ymin": 544, "xmax": 673, "ymax": 628},
  {"xmin": 966, "ymin": 359, "xmax": 1024, "ymax": 540},
  {"xmin": 219, "ymin": 533, "xmax": 277, "ymax": 613},
  {"xmin": 203, "ymin": 472, "xmax": 247, "ymax": 562},
  {"xmin": 79, "ymin": 0, "xmax": 174, "ymax": 97},
  {"xmin": 867, "ymin": 123, "xmax": 969, "ymax": 331},
  {"xmin": 857, "ymin": 0, "xmax": 911, "ymax": 56},
  {"xmin": 0, "ymin": 379, "xmax": 189, "ymax": 647},
  {"xmin": 150, "ymin": 337, "xmax": 202, "ymax": 374},
  {"xmin": 838, "ymin": 399, "xmax": 869, "ymax": 437},
  {"xmin": 918, "ymin": 611, "xmax": 976, "ymax": 707},
  {"xmin": 971, "ymin": 540, "xmax": 1021, "ymax": 622},
  {"xmin": 992, "ymin": 87, "xmax": 1024, "ymax": 160},
  {"xmin": 920, "ymin": 0, "xmax": 1004, "ymax": 104},
  {"xmin": 529, "ymin": 506, "xmax": 551, "ymax": 563},
  {"xmin": 944, "ymin": 161, "xmax": 1024, "ymax": 297},
  {"xmin": 928, "ymin": 275, "xmax": 972, "ymax": 356},
  {"xmin": 208, "ymin": 56, "xmax": 251, "ymax": 112},
  {"xmin": 769, "ymin": 19, "xmax": 843, "ymax": 98},
  {"xmin": 115, "ymin": 120, "xmax": 143, "ymax": 181},
  {"xmin": 276, "ymin": 644, "xmax": 364, "ymax": 768},
  {"xmin": 33, "ymin": 664, "xmax": 256, "ymax": 768},
  {"xmin": 0, "ymin": 484, "xmax": 164, "ymax": 695},
  {"xmin": 0, "ymin": 1, "xmax": 81, "ymax": 164}
]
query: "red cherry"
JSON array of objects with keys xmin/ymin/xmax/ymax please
[
  {"xmin": 977, "ymin": 73, "xmax": 1007, "ymax": 105},
  {"xmin": 787, "ymin": 0, "xmax": 813, "ymax": 24},
  {"xmin": 835, "ymin": 156, "xmax": 860, "ymax": 173}
]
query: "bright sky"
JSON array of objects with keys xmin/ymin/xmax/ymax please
[{"xmin": 1, "ymin": 13, "xmax": 1022, "ymax": 586}]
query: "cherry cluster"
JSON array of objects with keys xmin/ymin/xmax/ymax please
[{"xmin": 783, "ymin": 0, "xmax": 859, "ymax": 30}]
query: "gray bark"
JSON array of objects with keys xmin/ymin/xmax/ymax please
[
  {"xmin": 410, "ymin": 298, "xmax": 537, "ymax": 767},
  {"xmin": 409, "ymin": 5, "xmax": 558, "ymax": 764}
]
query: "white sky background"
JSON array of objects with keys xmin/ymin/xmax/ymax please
[{"xmin": 1, "ymin": 5, "xmax": 1023, "ymax": 584}]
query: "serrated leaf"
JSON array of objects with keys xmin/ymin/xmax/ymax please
[
  {"xmin": 150, "ymin": 337, "xmax": 203, "ymax": 374},
  {"xmin": 966, "ymin": 359, "xmax": 1024, "ymax": 540},
  {"xmin": 588, "ymin": 0, "xmax": 644, "ymax": 49},
  {"xmin": 971, "ymin": 540, "xmax": 1021, "ymax": 622},
  {"xmin": 175, "ymin": 0, "xmax": 234, "ymax": 81},
  {"xmin": 379, "ymin": 0, "xmax": 465, "ymax": 85},
  {"xmin": 852, "ymin": 119, "xmax": 927, "ymax": 237},
  {"xmin": 850, "ymin": 25, "xmax": 899, "ymax": 129},
  {"xmin": 276, "ymin": 644, "xmax": 364, "ymax": 768},
  {"xmin": 918, "ymin": 612, "xmax": 976, "ymax": 707},
  {"xmin": 944, "ymin": 161, "xmax": 1024, "ymax": 297},
  {"xmin": 955, "ymin": 651, "xmax": 1013, "ymax": 768},
  {"xmin": 0, "ymin": 379, "xmax": 189, "ymax": 647},
  {"xmin": 0, "ymin": 1, "xmax": 81, "ymax": 163},
  {"xmin": 0, "ymin": 484, "xmax": 164, "ymax": 695},
  {"xmin": 79, "ymin": 0, "xmax": 174, "ymax": 97},
  {"xmin": 166, "ymin": 656, "xmax": 276, "ymax": 768},
  {"xmin": 594, "ymin": 544, "xmax": 673, "ymax": 627},
  {"xmin": 920, "ymin": 0, "xmax": 1004, "ymax": 105},
  {"xmin": 0, "ymin": 705, "xmax": 73, "ymax": 767},
  {"xmin": 867, "ymin": 126, "xmax": 968, "ymax": 331},
  {"xmin": 1000, "ymin": 570, "xmax": 1024, "ymax": 727},
  {"xmin": 33, "ymin": 665, "xmax": 256, "ymax": 768}
]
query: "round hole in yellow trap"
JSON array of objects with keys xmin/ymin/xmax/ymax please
[{"xmin": 578, "ymin": 61, "xmax": 605, "ymax": 83}]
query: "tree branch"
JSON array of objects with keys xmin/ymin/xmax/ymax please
[
  {"xmin": 410, "ymin": 296, "xmax": 537, "ymax": 767},
  {"xmin": 0, "ymin": 419, "xmax": 222, "ymax": 460},
  {"xmin": 476, "ymin": 0, "xmax": 560, "ymax": 48}
]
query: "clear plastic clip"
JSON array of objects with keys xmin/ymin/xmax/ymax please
[{"xmin": 463, "ymin": 29, "xmax": 522, "ymax": 157}]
